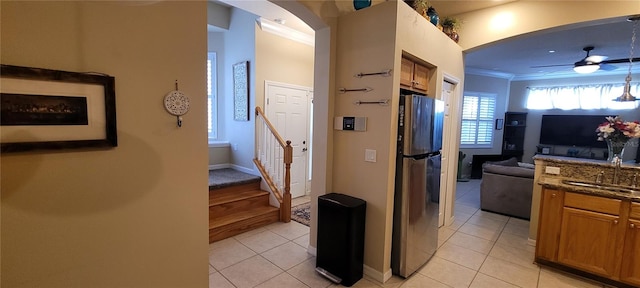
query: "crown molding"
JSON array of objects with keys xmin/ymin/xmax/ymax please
[
  {"xmin": 257, "ymin": 18, "xmax": 314, "ymax": 47},
  {"xmin": 464, "ymin": 67, "xmax": 515, "ymax": 80}
]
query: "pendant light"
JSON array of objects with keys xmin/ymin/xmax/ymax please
[{"xmin": 614, "ymin": 16, "xmax": 640, "ymax": 102}]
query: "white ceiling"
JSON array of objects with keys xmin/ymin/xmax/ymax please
[
  {"xmin": 214, "ymin": 0, "xmax": 314, "ymax": 34},
  {"xmin": 212, "ymin": 0, "xmax": 640, "ymax": 81},
  {"xmin": 465, "ymin": 16, "xmax": 640, "ymax": 80}
]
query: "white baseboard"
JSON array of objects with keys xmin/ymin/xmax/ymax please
[
  {"xmin": 307, "ymin": 245, "xmax": 317, "ymax": 256},
  {"xmin": 527, "ymin": 238, "xmax": 537, "ymax": 247},
  {"xmin": 363, "ymin": 265, "xmax": 392, "ymax": 283},
  {"xmin": 209, "ymin": 164, "xmax": 231, "ymax": 170},
  {"xmin": 232, "ymin": 164, "xmax": 259, "ymax": 176}
]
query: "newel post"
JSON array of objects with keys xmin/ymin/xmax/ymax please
[{"xmin": 282, "ymin": 140, "xmax": 293, "ymax": 222}]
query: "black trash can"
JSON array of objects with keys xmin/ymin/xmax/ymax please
[{"xmin": 315, "ymin": 193, "xmax": 366, "ymax": 287}]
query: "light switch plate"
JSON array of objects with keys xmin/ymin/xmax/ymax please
[
  {"xmin": 545, "ymin": 166, "xmax": 560, "ymax": 175},
  {"xmin": 365, "ymin": 149, "xmax": 377, "ymax": 163}
]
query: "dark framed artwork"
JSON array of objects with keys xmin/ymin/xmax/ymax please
[
  {"xmin": 233, "ymin": 61, "xmax": 249, "ymax": 121},
  {"xmin": 495, "ymin": 118, "xmax": 504, "ymax": 130},
  {"xmin": 0, "ymin": 64, "xmax": 117, "ymax": 152}
]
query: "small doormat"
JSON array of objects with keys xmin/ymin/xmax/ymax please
[{"xmin": 291, "ymin": 203, "xmax": 311, "ymax": 227}]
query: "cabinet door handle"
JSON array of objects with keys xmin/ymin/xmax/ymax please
[
  {"xmin": 613, "ymin": 220, "xmax": 619, "ymax": 225},
  {"xmin": 551, "ymin": 193, "xmax": 557, "ymax": 198},
  {"xmin": 632, "ymin": 223, "xmax": 636, "ymax": 229}
]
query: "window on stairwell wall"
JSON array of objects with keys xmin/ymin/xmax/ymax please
[
  {"xmin": 460, "ymin": 92, "xmax": 496, "ymax": 148},
  {"xmin": 208, "ymin": 52, "xmax": 217, "ymax": 142}
]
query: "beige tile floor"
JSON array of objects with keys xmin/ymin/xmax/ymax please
[{"xmin": 209, "ymin": 180, "xmax": 609, "ymax": 288}]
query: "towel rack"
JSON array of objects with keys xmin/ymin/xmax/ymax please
[
  {"xmin": 339, "ymin": 87, "xmax": 373, "ymax": 93},
  {"xmin": 354, "ymin": 99, "xmax": 389, "ymax": 106},
  {"xmin": 355, "ymin": 69, "xmax": 392, "ymax": 78}
]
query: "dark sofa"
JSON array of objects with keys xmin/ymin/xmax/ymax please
[{"xmin": 480, "ymin": 157, "xmax": 535, "ymax": 219}]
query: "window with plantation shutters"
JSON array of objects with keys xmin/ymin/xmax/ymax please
[
  {"xmin": 460, "ymin": 93, "xmax": 496, "ymax": 148},
  {"xmin": 208, "ymin": 52, "xmax": 217, "ymax": 142}
]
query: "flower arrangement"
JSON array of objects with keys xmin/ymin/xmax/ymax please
[{"xmin": 596, "ymin": 116, "xmax": 640, "ymax": 142}]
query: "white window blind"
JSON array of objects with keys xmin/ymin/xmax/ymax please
[
  {"xmin": 460, "ymin": 93, "xmax": 496, "ymax": 147},
  {"xmin": 526, "ymin": 83, "xmax": 640, "ymax": 110},
  {"xmin": 208, "ymin": 52, "xmax": 217, "ymax": 141}
]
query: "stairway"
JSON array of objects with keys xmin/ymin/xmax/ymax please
[{"xmin": 209, "ymin": 177, "xmax": 280, "ymax": 243}]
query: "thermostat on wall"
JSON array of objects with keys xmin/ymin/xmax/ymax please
[{"xmin": 334, "ymin": 116, "xmax": 367, "ymax": 131}]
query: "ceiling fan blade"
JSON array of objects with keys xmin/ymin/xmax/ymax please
[
  {"xmin": 601, "ymin": 57, "xmax": 640, "ymax": 64},
  {"xmin": 585, "ymin": 55, "xmax": 607, "ymax": 63},
  {"xmin": 531, "ymin": 63, "xmax": 572, "ymax": 68},
  {"xmin": 599, "ymin": 64, "xmax": 617, "ymax": 71}
]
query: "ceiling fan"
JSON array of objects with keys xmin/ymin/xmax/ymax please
[{"xmin": 532, "ymin": 46, "xmax": 640, "ymax": 74}]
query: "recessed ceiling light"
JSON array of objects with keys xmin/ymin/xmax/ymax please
[{"xmin": 548, "ymin": 50, "xmax": 555, "ymax": 53}]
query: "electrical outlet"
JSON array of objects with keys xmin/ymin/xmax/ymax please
[
  {"xmin": 365, "ymin": 149, "xmax": 377, "ymax": 163},
  {"xmin": 545, "ymin": 166, "xmax": 560, "ymax": 175}
]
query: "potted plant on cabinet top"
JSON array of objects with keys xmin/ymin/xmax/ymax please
[
  {"xmin": 410, "ymin": 0, "xmax": 428, "ymax": 15},
  {"xmin": 409, "ymin": 0, "xmax": 439, "ymax": 26},
  {"xmin": 441, "ymin": 16, "xmax": 461, "ymax": 43}
]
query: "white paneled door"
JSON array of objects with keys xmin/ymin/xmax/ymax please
[
  {"xmin": 440, "ymin": 81, "xmax": 455, "ymax": 227},
  {"xmin": 265, "ymin": 81, "xmax": 311, "ymax": 198}
]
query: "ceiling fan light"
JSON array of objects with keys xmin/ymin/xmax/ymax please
[{"xmin": 573, "ymin": 64, "xmax": 599, "ymax": 74}]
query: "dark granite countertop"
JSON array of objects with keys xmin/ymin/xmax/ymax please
[
  {"xmin": 533, "ymin": 154, "xmax": 640, "ymax": 169},
  {"xmin": 539, "ymin": 176, "xmax": 640, "ymax": 202}
]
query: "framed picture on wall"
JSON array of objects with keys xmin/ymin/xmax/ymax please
[
  {"xmin": 233, "ymin": 61, "xmax": 249, "ymax": 121},
  {"xmin": 0, "ymin": 65, "xmax": 117, "ymax": 152}
]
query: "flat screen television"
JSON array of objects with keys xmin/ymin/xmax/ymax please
[{"xmin": 539, "ymin": 115, "xmax": 611, "ymax": 148}]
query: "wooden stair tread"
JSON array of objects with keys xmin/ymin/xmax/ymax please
[
  {"xmin": 210, "ymin": 189, "xmax": 269, "ymax": 206},
  {"xmin": 210, "ymin": 205, "xmax": 279, "ymax": 229}
]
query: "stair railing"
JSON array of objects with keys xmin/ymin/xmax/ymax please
[{"xmin": 254, "ymin": 107, "xmax": 292, "ymax": 222}]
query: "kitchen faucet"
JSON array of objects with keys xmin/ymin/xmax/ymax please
[
  {"xmin": 612, "ymin": 157, "xmax": 622, "ymax": 185},
  {"xmin": 596, "ymin": 171, "xmax": 604, "ymax": 184}
]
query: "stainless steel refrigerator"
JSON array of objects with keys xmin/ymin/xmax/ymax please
[{"xmin": 391, "ymin": 93, "xmax": 444, "ymax": 278}]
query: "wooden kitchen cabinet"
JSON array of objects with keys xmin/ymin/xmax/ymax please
[
  {"xmin": 557, "ymin": 207, "xmax": 622, "ymax": 277},
  {"xmin": 620, "ymin": 203, "xmax": 640, "ymax": 286},
  {"xmin": 535, "ymin": 188, "xmax": 564, "ymax": 261},
  {"xmin": 400, "ymin": 57, "xmax": 430, "ymax": 93},
  {"xmin": 536, "ymin": 188, "xmax": 639, "ymax": 287}
]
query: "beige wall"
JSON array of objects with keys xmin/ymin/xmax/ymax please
[
  {"xmin": 333, "ymin": 3, "xmax": 398, "ymax": 276},
  {"xmin": 456, "ymin": 1, "xmax": 640, "ymax": 52},
  {"xmin": 291, "ymin": 0, "xmax": 639, "ymax": 283},
  {"xmin": 211, "ymin": 6, "xmax": 315, "ymax": 171},
  {"xmin": 255, "ymin": 27, "xmax": 315, "ymax": 109},
  {"xmin": 332, "ymin": 1, "xmax": 464, "ymax": 278},
  {"xmin": 210, "ymin": 145, "xmax": 231, "ymax": 167},
  {"xmin": 1, "ymin": 0, "xmax": 636, "ymax": 286},
  {"xmin": 1, "ymin": 2, "xmax": 208, "ymax": 287}
]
